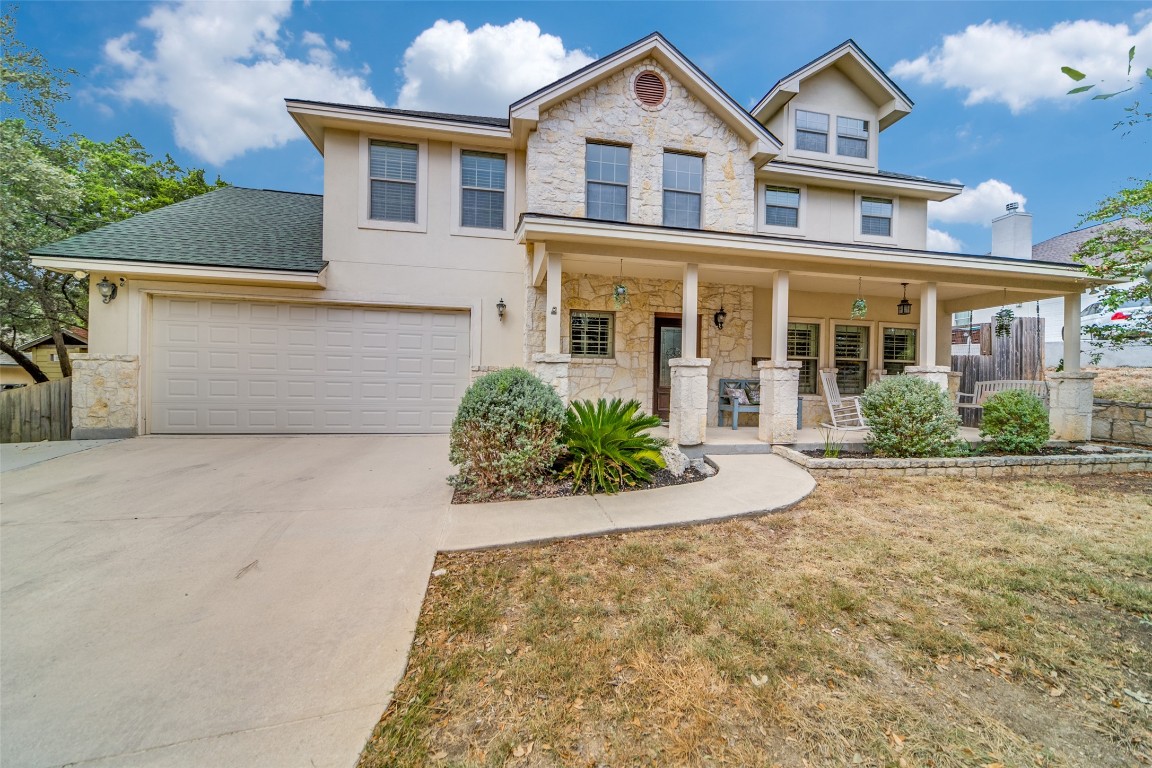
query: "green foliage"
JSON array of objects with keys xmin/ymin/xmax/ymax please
[
  {"xmin": 448, "ymin": 368, "xmax": 566, "ymax": 492},
  {"xmin": 561, "ymin": 398, "xmax": 668, "ymax": 495},
  {"xmin": 979, "ymin": 390, "xmax": 1052, "ymax": 455},
  {"xmin": 1061, "ymin": 44, "xmax": 1151, "ymax": 132},
  {"xmin": 860, "ymin": 376, "xmax": 967, "ymax": 458}
]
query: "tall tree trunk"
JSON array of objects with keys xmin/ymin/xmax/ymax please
[
  {"xmin": 50, "ymin": 327, "xmax": 72, "ymax": 377},
  {"xmin": 0, "ymin": 337, "xmax": 49, "ymax": 383}
]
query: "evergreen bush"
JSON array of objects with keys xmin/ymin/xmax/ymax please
[
  {"xmin": 860, "ymin": 376, "xmax": 967, "ymax": 458},
  {"xmin": 979, "ymin": 390, "xmax": 1051, "ymax": 454}
]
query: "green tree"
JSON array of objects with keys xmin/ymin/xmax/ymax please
[{"xmin": 1, "ymin": 9, "xmax": 225, "ymax": 381}]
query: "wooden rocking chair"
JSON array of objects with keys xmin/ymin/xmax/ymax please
[{"xmin": 819, "ymin": 370, "xmax": 868, "ymax": 431}]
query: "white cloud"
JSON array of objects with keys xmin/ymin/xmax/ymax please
[
  {"xmin": 397, "ymin": 19, "xmax": 594, "ymax": 116},
  {"xmin": 892, "ymin": 18, "xmax": 1152, "ymax": 113},
  {"xmin": 929, "ymin": 178, "xmax": 1027, "ymax": 226},
  {"xmin": 103, "ymin": 1, "xmax": 380, "ymax": 164},
  {"xmin": 333, "ymin": 38, "xmax": 351, "ymax": 52},
  {"xmin": 927, "ymin": 227, "xmax": 965, "ymax": 252}
]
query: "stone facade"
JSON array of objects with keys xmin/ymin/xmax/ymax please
[
  {"xmin": 71, "ymin": 354, "xmax": 139, "ymax": 439},
  {"xmin": 905, "ymin": 365, "xmax": 951, "ymax": 391},
  {"xmin": 758, "ymin": 360, "xmax": 801, "ymax": 443},
  {"xmin": 526, "ymin": 58, "xmax": 756, "ymax": 234},
  {"xmin": 526, "ymin": 273, "xmax": 753, "ymax": 422},
  {"xmin": 1092, "ymin": 399, "xmax": 1152, "ymax": 445},
  {"xmin": 532, "ymin": 353, "xmax": 572, "ymax": 404},
  {"xmin": 668, "ymin": 358, "xmax": 710, "ymax": 446},
  {"xmin": 1048, "ymin": 372, "xmax": 1096, "ymax": 441}
]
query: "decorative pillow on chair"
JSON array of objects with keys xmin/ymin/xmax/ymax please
[
  {"xmin": 725, "ymin": 386, "xmax": 749, "ymax": 405},
  {"xmin": 745, "ymin": 382, "xmax": 761, "ymax": 404}
]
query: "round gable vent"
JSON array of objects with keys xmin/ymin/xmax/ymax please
[{"xmin": 634, "ymin": 70, "xmax": 667, "ymax": 107}]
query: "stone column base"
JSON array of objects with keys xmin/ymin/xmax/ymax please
[
  {"xmin": 905, "ymin": 365, "xmax": 951, "ymax": 392},
  {"xmin": 531, "ymin": 353, "xmax": 571, "ymax": 404},
  {"xmin": 72, "ymin": 354, "xmax": 140, "ymax": 439},
  {"xmin": 758, "ymin": 360, "xmax": 801, "ymax": 443},
  {"xmin": 1048, "ymin": 371, "xmax": 1097, "ymax": 441},
  {"xmin": 669, "ymin": 357, "xmax": 711, "ymax": 446}
]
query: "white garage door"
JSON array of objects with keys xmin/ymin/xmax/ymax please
[{"xmin": 150, "ymin": 297, "xmax": 470, "ymax": 434}]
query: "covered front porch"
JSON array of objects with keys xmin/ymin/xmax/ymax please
[{"xmin": 519, "ymin": 214, "xmax": 1101, "ymax": 446}]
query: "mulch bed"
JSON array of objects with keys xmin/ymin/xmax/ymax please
[{"xmin": 452, "ymin": 465, "xmax": 711, "ymax": 504}]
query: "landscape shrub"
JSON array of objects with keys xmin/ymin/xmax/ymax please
[
  {"xmin": 979, "ymin": 389, "xmax": 1051, "ymax": 454},
  {"xmin": 562, "ymin": 398, "xmax": 668, "ymax": 494},
  {"xmin": 448, "ymin": 368, "xmax": 565, "ymax": 492},
  {"xmin": 860, "ymin": 376, "xmax": 967, "ymax": 458}
]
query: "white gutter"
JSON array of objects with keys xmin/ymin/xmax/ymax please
[{"xmin": 31, "ymin": 256, "xmax": 328, "ymax": 289}]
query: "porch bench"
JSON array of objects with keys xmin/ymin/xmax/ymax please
[
  {"xmin": 957, "ymin": 379, "xmax": 1049, "ymax": 412},
  {"xmin": 717, "ymin": 378, "xmax": 761, "ymax": 429}
]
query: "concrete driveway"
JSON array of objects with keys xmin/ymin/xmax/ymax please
[{"xmin": 1, "ymin": 435, "xmax": 452, "ymax": 768}]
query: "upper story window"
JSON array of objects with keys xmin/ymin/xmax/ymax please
[
  {"xmin": 585, "ymin": 142, "xmax": 630, "ymax": 222},
  {"xmin": 662, "ymin": 151, "xmax": 702, "ymax": 229},
  {"xmin": 369, "ymin": 141, "xmax": 418, "ymax": 222},
  {"xmin": 860, "ymin": 197, "xmax": 893, "ymax": 237},
  {"xmin": 836, "ymin": 117, "xmax": 869, "ymax": 158},
  {"xmin": 795, "ymin": 110, "xmax": 829, "ymax": 153},
  {"xmin": 764, "ymin": 185, "xmax": 801, "ymax": 228},
  {"xmin": 460, "ymin": 150, "xmax": 506, "ymax": 229}
]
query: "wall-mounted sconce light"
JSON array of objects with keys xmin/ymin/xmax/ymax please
[
  {"xmin": 713, "ymin": 305, "xmax": 727, "ymax": 330},
  {"xmin": 97, "ymin": 276, "xmax": 124, "ymax": 304},
  {"xmin": 496, "ymin": 297, "xmax": 507, "ymax": 320},
  {"xmin": 897, "ymin": 283, "xmax": 912, "ymax": 316},
  {"xmin": 550, "ymin": 306, "xmax": 558, "ymax": 315}
]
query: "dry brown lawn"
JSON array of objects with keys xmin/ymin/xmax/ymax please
[
  {"xmin": 359, "ymin": 474, "xmax": 1152, "ymax": 768},
  {"xmin": 1090, "ymin": 367, "xmax": 1152, "ymax": 403}
]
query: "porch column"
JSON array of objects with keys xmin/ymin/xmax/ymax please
[
  {"xmin": 770, "ymin": 270, "xmax": 789, "ymax": 361},
  {"xmin": 1049, "ymin": 292, "xmax": 1095, "ymax": 440},
  {"xmin": 545, "ymin": 252, "xmax": 562, "ymax": 355},
  {"xmin": 908, "ymin": 281, "xmax": 950, "ymax": 391},
  {"xmin": 682, "ymin": 263, "xmax": 698, "ymax": 359},
  {"xmin": 758, "ymin": 360, "xmax": 801, "ymax": 443}
]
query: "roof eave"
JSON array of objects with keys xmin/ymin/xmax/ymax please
[
  {"xmin": 286, "ymin": 100, "xmax": 513, "ymax": 147},
  {"xmin": 31, "ymin": 256, "xmax": 329, "ymax": 289}
]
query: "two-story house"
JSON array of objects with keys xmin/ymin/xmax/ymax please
[{"xmin": 31, "ymin": 33, "xmax": 1101, "ymax": 443}]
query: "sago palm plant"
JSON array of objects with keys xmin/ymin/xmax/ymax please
[{"xmin": 561, "ymin": 398, "xmax": 668, "ymax": 494}]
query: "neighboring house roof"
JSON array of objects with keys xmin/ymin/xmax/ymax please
[
  {"xmin": 509, "ymin": 31, "xmax": 781, "ymax": 160},
  {"xmin": 751, "ymin": 39, "xmax": 914, "ymax": 129},
  {"xmin": 30, "ymin": 187, "xmax": 325, "ymax": 273},
  {"xmin": 18, "ymin": 328, "xmax": 89, "ymax": 351},
  {"xmin": 1030, "ymin": 217, "xmax": 1144, "ymax": 265},
  {"xmin": 285, "ymin": 100, "xmax": 511, "ymax": 128}
]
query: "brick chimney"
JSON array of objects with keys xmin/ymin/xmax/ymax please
[{"xmin": 991, "ymin": 202, "xmax": 1032, "ymax": 260}]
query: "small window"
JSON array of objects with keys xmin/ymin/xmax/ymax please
[
  {"xmin": 834, "ymin": 324, "xmax": 869, "ymax": 395},
  {"xmin": 662, "ymin": 151, "xmax": 702, "ymax": 228},
  {"xmin": 787, "ymin": 322, "xmax": 820, "ymax": 394},
  {"xmin": 570, "ymin": 311, "xmax": 614, "ymax": 358},
  {"xmin": 882, "ymin": 327, "xmax": 917, "ymax": 375},
  {"xmin": 369, "ymin": 141, "xmax": 418, "ymax": 222},
  {"xmin": 836, "ymin": 117, "xmax": 869, "ymax": 158},
  {"xmin": 795, "ymin": 110, "xmax": 829, "ymax": 153},
  {"xmin": 765, "ymin": 185, "xmax": 801, "ymax": 228},
  {"xmin": 460, "ymin": 150, "xmax": 506, "ymax": 229},
  {"xmin": 861, "ymin": 197, "xmax": 893, "ymax": 237},
  {"xmin": 585, "ymin": 143, "xmax": 630, "ymax": 222}
]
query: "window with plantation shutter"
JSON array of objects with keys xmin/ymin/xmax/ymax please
[
  {"xmin": 882, "ymin": 327, "xmax": 917, "ymax": 375},
  {"xmin": 787, "ymin": 322, "xmax": 820, "ymax": 394},
  {"xmin": 834, "ymin": 324, "xmax": 869, "ymax": 395},
  {"xmin": 570, "ymin": 311, "xmax": 614, "ymax": 358},
  {"xmin": 369, "ymin": 141, "xmax": 418, "ymax": 222}
]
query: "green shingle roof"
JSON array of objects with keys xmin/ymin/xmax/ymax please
[{"xmin": 30, "ymin": 187, "xmax": 325, "ymax": 273}]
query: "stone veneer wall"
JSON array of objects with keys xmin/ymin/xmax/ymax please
[
  {"xmin": 71, "ymin": 354, "xmax": 139, "ymax": 439},
  {"xmin": 526, "ymin": 273, "xmax": 753, "ymax": 423},
  {"xmin": 1092, "ymin": 399, "xmax": 1152, "ymax": 445},
  {"xmin": 526, "ymin": 58, "xmax": 755, "ymax": 233},
  {"xmin": 774, "ymin": 445, "xmax": 1152, "ymax": 478}
]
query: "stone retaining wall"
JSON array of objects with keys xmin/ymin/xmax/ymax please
[
  {"xmin": 773, "ymin": 445, "xmax": 1152, "ymax": 479},
  {"xmin": 1092, "ymin": 398, "xmax": 1152, "ymax": 445}
]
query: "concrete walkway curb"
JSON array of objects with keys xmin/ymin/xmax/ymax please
[{"xmin": 440, "ymin": 454, "xmax": 816, "ymax": 551}]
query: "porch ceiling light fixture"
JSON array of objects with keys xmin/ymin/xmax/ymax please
[
  {"xmin": 897, "ymin": 283, "xmax": 912, "ymax": 316},
  {"xmin": 714, "ymin": 305, "xmax": 727, "ymax": 330},
  {"xmin": 96, "ymin": 276, "xmax": 122, "ymax": 304},
  {"xmin": 496, "ymin": 297, "xmax": 507, "ymax": 321}
]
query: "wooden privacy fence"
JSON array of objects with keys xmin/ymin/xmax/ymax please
[
  {"xmin": 952, "ymin": 316, "xmax": 1046, "ymax": 426},
  {"xmin": 0, "ymin": 377, "xmax": 72, "ymax": 443}
]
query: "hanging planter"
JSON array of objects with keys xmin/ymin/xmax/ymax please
[
  {"xmin": 994, "ymin": 307, "xmax": 1014, "ymax": 337},
  {"xmin": 613, "ymin": 259, "xmax": 628, "ymax": 308},
  {"xmin": 850, "ymin": 278, "xmax": 867, "ymax": 319}
]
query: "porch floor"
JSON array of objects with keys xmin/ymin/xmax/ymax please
[{"xmin": 652, "ymin": 425, "xmax": 983, "ymax": 457}]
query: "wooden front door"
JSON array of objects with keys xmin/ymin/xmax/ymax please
[{"xmin": 652, "ymin": 315, "xmax": 701, "ymax": 420}]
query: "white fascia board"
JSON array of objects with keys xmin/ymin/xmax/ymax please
[
  {"xmin": 759, "ymin": 163, "xmax": 962, "ymax": 201},
  {"xmin": 31, "ymin": 256, "xmax": 328, "ymax": 289},
  {"xmin": 286, "ymin": 101, "xmax": 512, "ymax": 146},
  {"xmin": 516, "ymin": 215, "xmax": 1101, "ymax": 289}
]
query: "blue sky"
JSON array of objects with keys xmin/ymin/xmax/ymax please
[{"xmin": 9, "ymin": 1, "xmax": 1151, "ymax": 253}]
